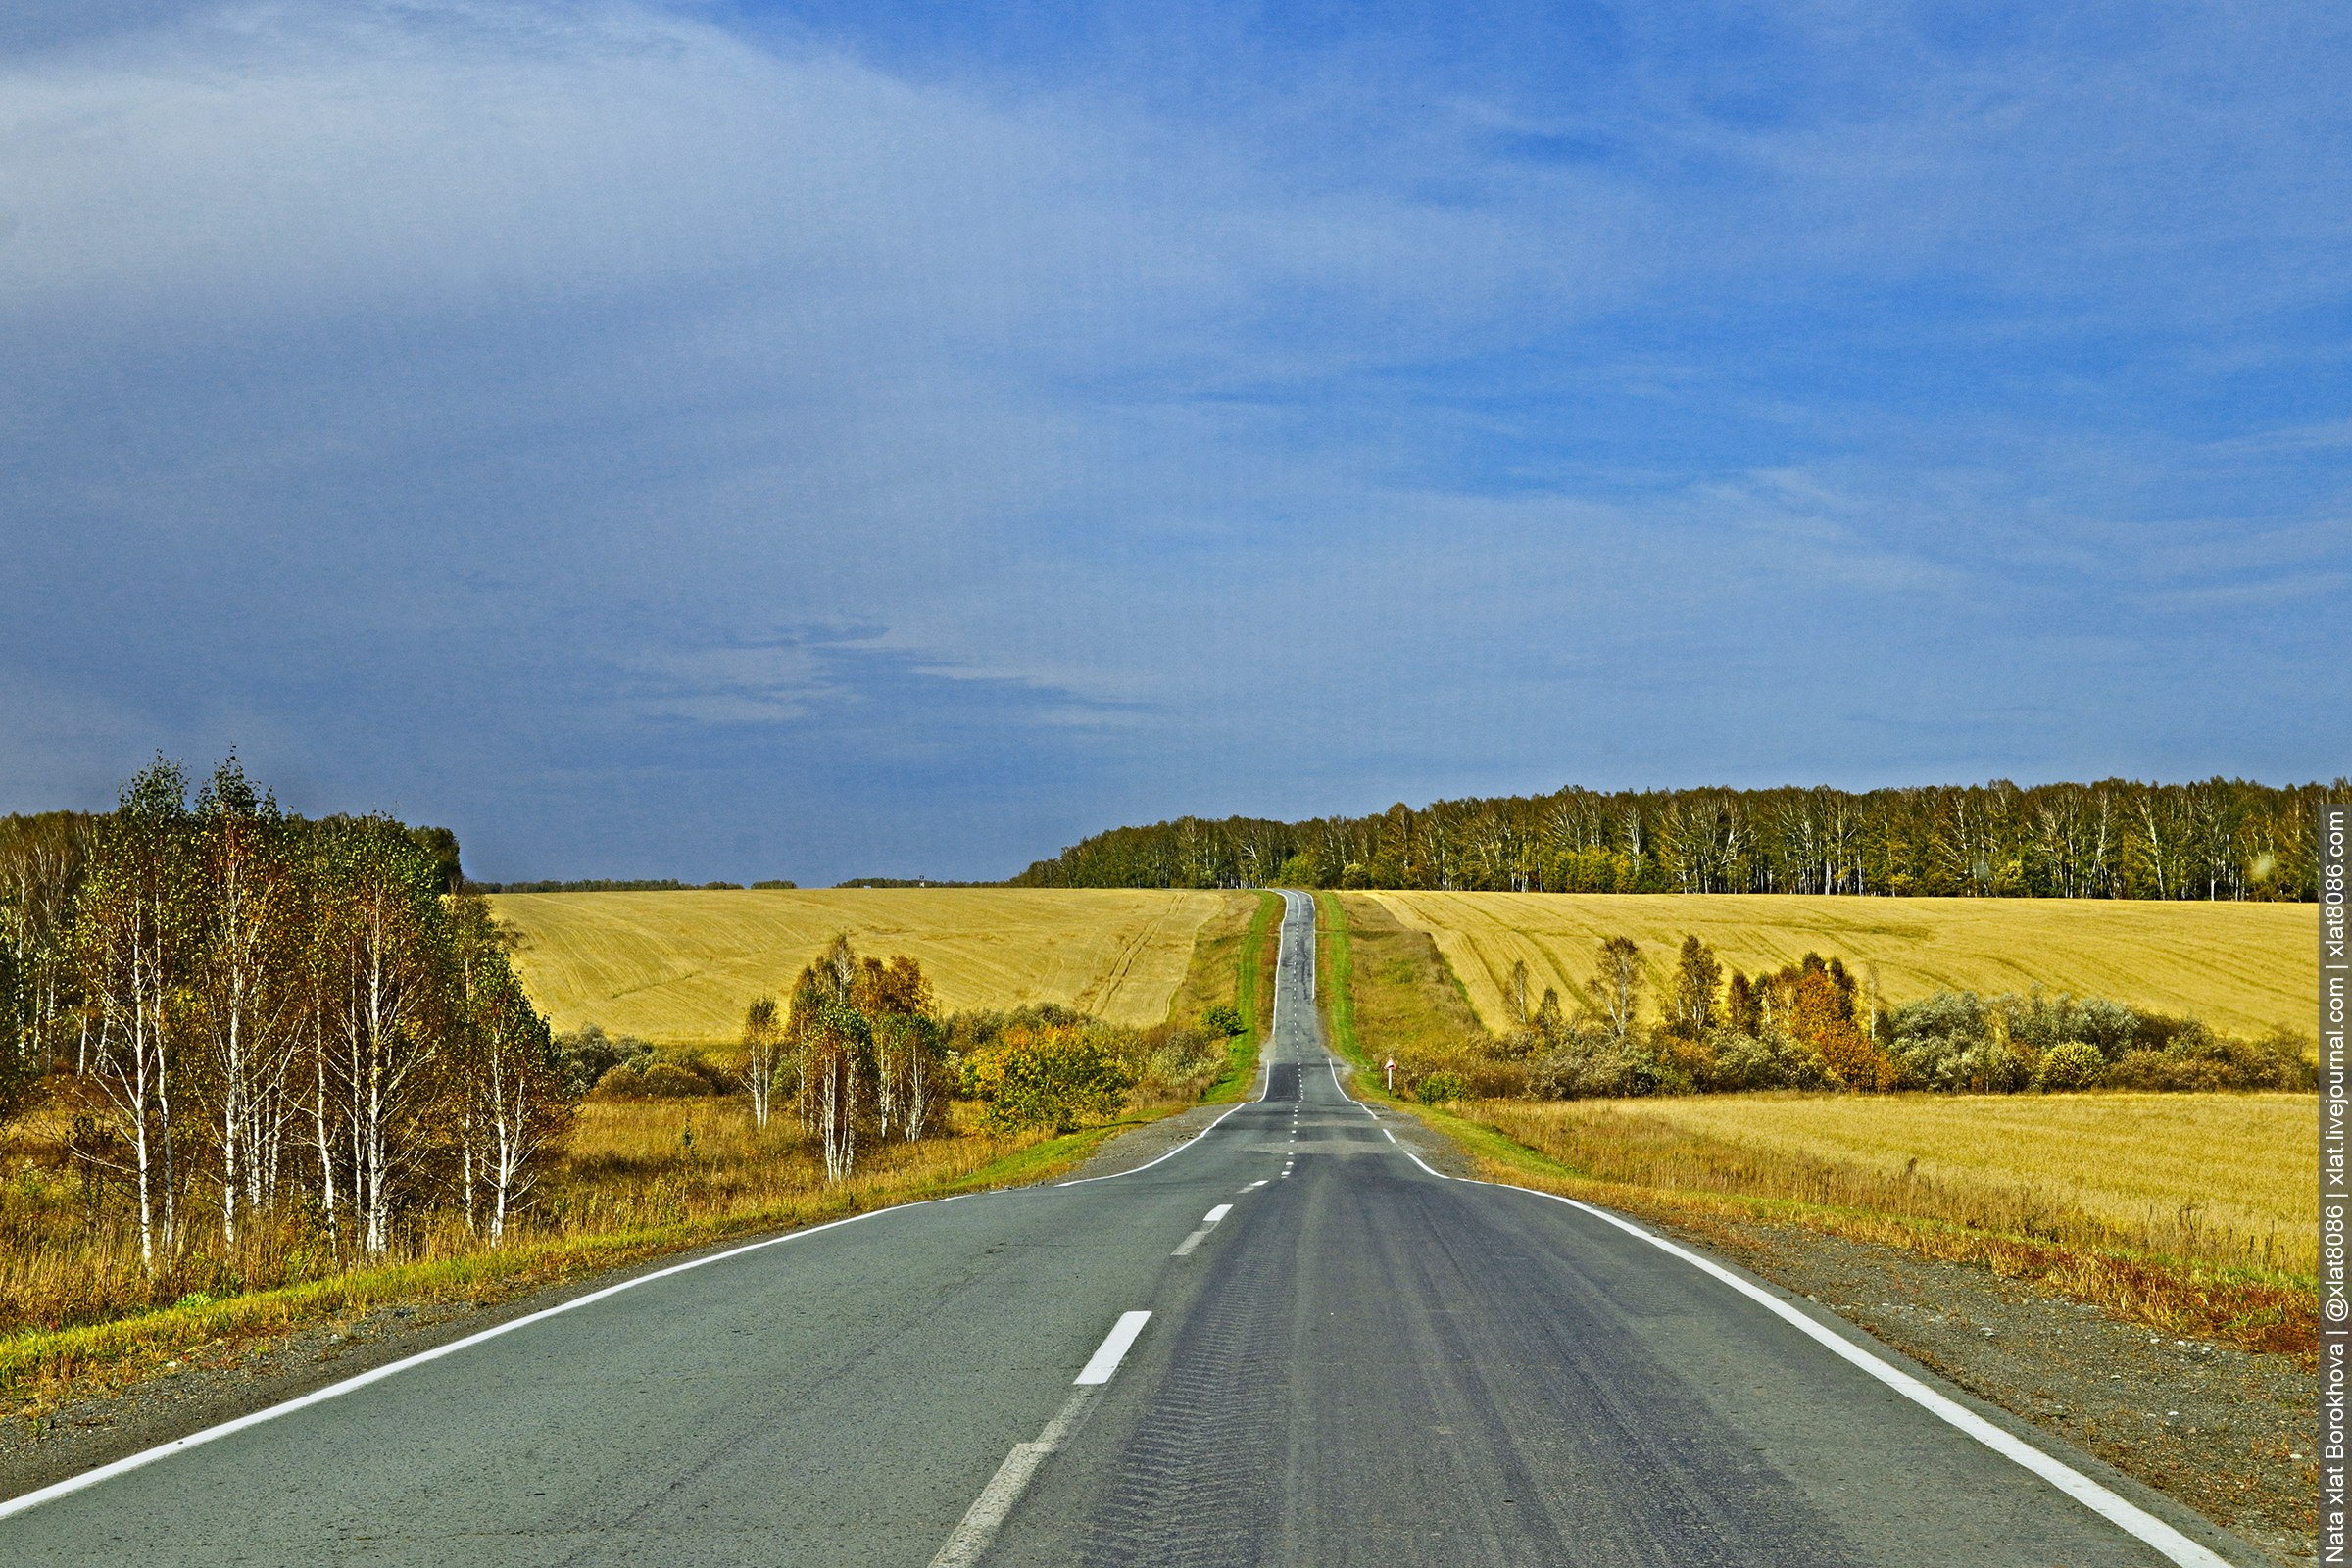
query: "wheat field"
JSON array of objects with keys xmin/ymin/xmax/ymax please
[
  {"xmin": 1487, "ymin": 1092, "xmax": 2316, "ymax": 1272},
  {"xmin": 488, "ymin": 889, "xmax": 1235, "ymax": 1040},
  {"xmin": 1367, "ymin": 891, "xmax": 2313, "ymax": 1039}
]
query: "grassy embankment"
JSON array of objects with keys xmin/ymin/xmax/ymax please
[
  {"xmin": 1173, "ymin": 890, "xmax": 1283, "ymax": 1102},
  {"xmin": 1314, "ymin": 891, "xmax": 2316, "ymax": 1361},
  {"xmin": 0, "ymin": 892, "xmax": 1276, "ymax": 1417}
]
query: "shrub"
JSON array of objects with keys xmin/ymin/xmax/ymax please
[
  {"xmin": 1135, "ymin": 1023, "xmax": 1224, "ymax": 1098},
  {"xmin": 562, "ymin": 1024, "xmax": 654, "ymax": 1096},
  {"xmin": 638, "ymin": 1061, "xmax": 711, "ymax": 1098},
  {"xmin": 1816, "ymin": 1021, "xmax": 1903, "ymax": 1092},
  {"xmin": 593, "ymin": 1062, "xmax": 647, "ymax": 1099},
  {"xmin": 1529, "ymin": 1032, "xmax": 1664, "ymax": 1099},
  {"xmin": 1199, "ymin": 1004, "xmax": 1245, "ymax": 1039},
  {"xmin": 1455, "ymin": 1059, "xmax": 1532, "ymax": 1099},
  {"xmin": 2035, "ymin": 1041, "xmax": 2108, "ymax": 1092},
  {"xmin": 2105, "ymin": 1023, "xmax": 2316, "ymax": 1091},
  {"xmin": 1703, "ymin": 1030, "xmax": 1835, "ymax": 1093},
  {"xmin": 1416, "ymin": 1071, "xmax": 1469, "ymax": 1105},
  {"xmin": 961, "ymin": 1024, "xmax": 1138, "ymax": 1134}
]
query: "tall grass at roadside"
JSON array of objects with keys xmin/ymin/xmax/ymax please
[
  {"xmin": 1316, "ymin": 893, "xmax": 1360, "ymax": 1063},
  {"xmin": 0, "ymin": 895, "xmax": 1278, "ymax": 1414},
  {"xmin": 1310, "ymin": 895, "xmax": 2313, "ymax": 1359},
  {"xmin": 1322, "ymin": 894, "xmax": 1487, "ymax": 1060},
  {"xmin": 1446, "ymin": 1096, "xmax": 2313, "ymax": 1360},
  {"xmin": 1232, "ymin": 893, "xmax": 1282, "ymax": 1042},
  {"xmin": 0, "ymin": 1097, "xmax": 1113, "ymax": 1413},
  {"xmin": 1474, "ymin": 1096, "xmax": 2313, "ymax": 1276}
]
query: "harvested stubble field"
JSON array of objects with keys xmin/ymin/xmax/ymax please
[
  {"xmin": 1368, "ymin": 890, "xmax": 2314, "ymax": 1039},
  {"xmin": 488, "ymin": 888, "xmax": 1238, "ymax": 1040}
]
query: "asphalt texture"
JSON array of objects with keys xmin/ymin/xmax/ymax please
[{"xmin": 0, "ymin": 891, "xmax": 2262, "ymax": 1566}]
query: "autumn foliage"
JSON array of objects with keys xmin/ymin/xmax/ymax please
[{"xmin": 959, "ymin": 1024, "xmax": 1137, "ymax": 1135}]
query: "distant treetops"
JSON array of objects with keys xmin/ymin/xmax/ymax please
[{"xmin": 1010, "ymin": 777, "xmax": 2337, "ymax": 900}]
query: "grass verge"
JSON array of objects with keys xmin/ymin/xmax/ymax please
[
  {"xmin": 0, "ymin": 1105, "xmax": 1183, "ymax": 1415},
  {"xmin": 1403, "ymin": 1097, "xmax": 2314, "ymax": 1365},
  {"xmin": 1316, "ymin": 892, "xmax": 1361, "ymax": 1066},
  {"xmin": 1193, "ymin": 890, "xmax": 1282, "ymax": 1104},
  {"xmin": 1201, "ymin": 892, "xmax": 1282, "ymax": 1102}
]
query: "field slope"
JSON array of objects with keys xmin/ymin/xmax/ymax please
[
  {"xmin": 489, "ymin": 888, "xmax": 1234, "ymax": 1040},
  {"xmin": 1369, "ymin": 891, "xmax": 2313, "ymax": 1039}
]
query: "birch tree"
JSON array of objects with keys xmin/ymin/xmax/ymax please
[
  {"xmin": 190, "ymin": 759, "xmax": 305, "ymax": 1248},
  {"xmin": 448, "ymin": 896, "xmax": 568, "ymax": 1244},
  {"xmin": 742, "ymin": 995, "xmax": 781, "ymax": 1131},
  {"xmin": 1582, "ymin": 935, "xmax": 1642, "ymax": 1042},
  {"xmin": 316, "ymin": 818, "xmax": 453, "ymax": 1259},
  {"xmin": 75, "ymin": 760, "xmax": 197, "ymax": 1268}
]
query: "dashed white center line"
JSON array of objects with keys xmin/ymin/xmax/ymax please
[
  {"xmin": 930, "ymin": 1311, "xmax": 1153, "ymax": 1567},
  {"xmin": 1173, "ymin": 1203, "xmax": 1235, "ymax": 1256},
  {"xmin": 1075, "ymin": 1311, "xmax": 1152, "ymax": 1385}
]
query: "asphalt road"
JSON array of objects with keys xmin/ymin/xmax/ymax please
[{"xmin": 3, "ymin": 891, "xmax": 2255, "ymax": 1566}]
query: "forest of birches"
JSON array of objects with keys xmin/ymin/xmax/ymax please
[
  {"xmin": 1011, "ymin": 776, "xmax": 2340, "ymax": 899},
  {"xmin": 0, "ymin": 760, "xmax": 1225, "ymax": 1297}
]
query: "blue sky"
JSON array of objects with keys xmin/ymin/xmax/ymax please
[{"xmin": 3, "ymin": 1, "xmax": 2345, "ymax": 883}]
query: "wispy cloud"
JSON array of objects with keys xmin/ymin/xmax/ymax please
[{"xmin": 3, "ymin": 0, "xmax": 2345, "ymax": 879}]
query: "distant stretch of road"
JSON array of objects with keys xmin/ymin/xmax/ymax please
[{"xmin": 4, "ymin": 891, "xmax": 2251, "ymax": 1565}]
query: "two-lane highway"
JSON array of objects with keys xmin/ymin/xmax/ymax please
[{"xmin": 3, "ymin": 890, "xmax": 2252, "ymax": 1565}]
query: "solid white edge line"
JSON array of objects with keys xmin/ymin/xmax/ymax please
[
  {"xmin": 0, "ymin": 1200, "xmax": 909, "ymax": 1525},
  {"xmin": 1053, "ymin": 1098, "xmax": 1253, "ymax": 1186},
  {"xmin": 1326, "ymin": 1048, "xmax": 2228, "ymax": 1566},
  {"xmin": 1365, "ymin": 1102, "xmax": 2231, "ymax": 1568},
  {"xmin": 1073, "ymin": 1310, "xmax": 1152, "ymax": 1386},
  {"xmin": 1516, "ymin": 1188, "xmax": 2232, "ymax": 1568},
  {"xmin": 1065, "ymin": 894, "xmax": 1301, "ymax": 1190},
  {"xmin": 1202, "ymin": 1204, "xmax": 1232, "ymax": 1223}
]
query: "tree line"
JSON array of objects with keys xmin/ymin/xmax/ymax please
[
  {"xmin": 0, "ymin": 759, "xmax": 566, "ymax": 1271},
  {"xmin": 1010, "ymin": 776, "xmax": 2341, "ymax": 900},
  {"xmin": 459, "ymin": 878, "xmax": 799, "ymax": 894},
  {"xmin": 1397, "ymin": 933, "xmax": 2316, "ymax": 1105}
]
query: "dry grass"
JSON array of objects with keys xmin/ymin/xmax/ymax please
[
  {"xmin": 1325, "ymin": 893, "xmax": 1488, "ymax": 1058},
  {"xmin": 0, "ymin": 1095, "xmax": 1034, "ymax": 1348},
  {"xmin": 1470, "ymin": 1093, "xmax": 2315, "ymax": 1276},
  {"xmin": 489, "ymin": 888, "xmax": 1230, "ymax": 1040},
  {"xmin": 1457, "ymin": 1132, "xmax": 2315, "ymax": 1361},
  {"xmin": 1367, "ymin": 890, "xmax": 2314, "ymax": 1040},
  {"xmin": 1161, "ymin": 892, "xmax": 1268, "ymax": 1029},
  {"xmin": 0, "ymin": 1093, "xmax": 1136, "ymax": 1409}
]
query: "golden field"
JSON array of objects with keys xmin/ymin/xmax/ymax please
[
  {"xmin": 1367, "ymin": 891, "xmax": 2313, "ymax": 1039},
  {"xmin": 487, "ymin": 888, "xmax": 1233, "ymax": 1040},
  {"xmin": 1479, "ymin": 1091, "xmax": 2314, "ymax": 1273}
]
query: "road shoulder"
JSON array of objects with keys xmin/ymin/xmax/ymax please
[{"xmin": 1364, "ymin": 1095, "xmax": 2314, "ymax": 1568}]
